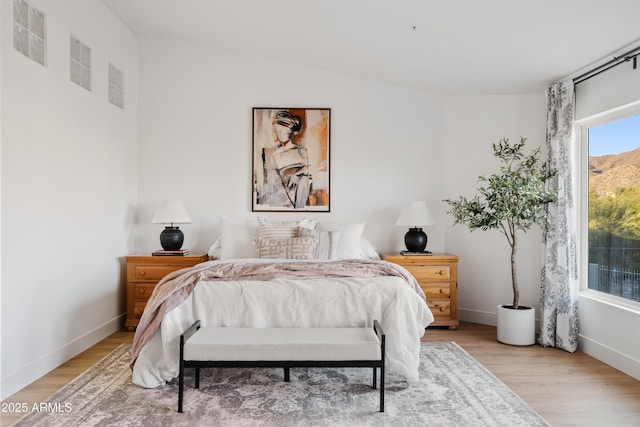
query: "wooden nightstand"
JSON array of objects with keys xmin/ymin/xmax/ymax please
[
  {"xmin": 384, "ymin": 253, "xmax": 459, "ymax": 329},
  {"xmin": 125, "ymin": 253, "xmax": 208, "ymax": 331}
]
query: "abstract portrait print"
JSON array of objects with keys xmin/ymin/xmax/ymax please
[{"xmin": 252, "ymin": 108, "xmax": 330, "ymax": 212}]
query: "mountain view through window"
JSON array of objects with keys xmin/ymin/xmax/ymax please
[{"xmin": 588, "ymin": 114, "xmax": 640, "ymax": 303}]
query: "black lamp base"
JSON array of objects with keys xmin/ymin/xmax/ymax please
[
  {"xmin": 404, "ymin": 227, "xmax": 427, "ymax": 252},
  {"xmin": 160, "ymin": 226, "xmax": 184, "ymax": 250}
]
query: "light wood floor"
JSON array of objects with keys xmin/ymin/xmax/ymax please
[{"xmin": 2, "ymin": 322, "xmax": 639, "ymax": 426}]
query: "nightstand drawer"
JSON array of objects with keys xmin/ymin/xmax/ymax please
[
  {"xmin": 132, "ymin": 264, "xmax": 181, "ymax": 281},
  {"xmin": 422, "ymin": 284, "xmax": 451, "ymax": 300},
  {"xmin": 428, "ymin": 299, "xmax": 451, "ymax": 318},
  {"xmin": 134, "ymin": 283, "xmax": 156, "ymax": 300},
  {"xmin": 133, "ymin": 302, "xmax": 147, "ymax": 319},
  {"xmin": 403, "ymin": 264, "xmax": 451, "ymax": 281}
]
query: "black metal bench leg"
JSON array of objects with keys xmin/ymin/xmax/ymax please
[
  {"xmin": 377, "ymin": 320, "xmax": 386, "ymax": 412},
  {"xmin": 178, "ymin": 360, "xmax": 184, "ymax": 413},
  {"xmin": 178, "ymin": 320, "xmax": 201, "ymax": 413},
  {"xmin": 380, "ymin": 363, "xmax": 385, "ymax": 412},
  {"xmin": 284, "ymin": 367, "xmax": 290, "ymax": 382},
  {"xmin": 372, "ymin": 367, "xmax": 377, "ymax": 389}
]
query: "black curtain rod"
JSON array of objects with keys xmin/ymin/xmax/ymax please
[{"xmin": 573, "ymin": 45, "xmax": 640, "ymax": 85}]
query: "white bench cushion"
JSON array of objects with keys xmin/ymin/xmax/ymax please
[{"xmin": 184, "ymin": 327, "xmax": 381, "ymax": 361}]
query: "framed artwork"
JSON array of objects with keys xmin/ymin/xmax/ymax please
[{"xmin": 252, "ymin": 107, "xmax": 331, "ymax": 212}]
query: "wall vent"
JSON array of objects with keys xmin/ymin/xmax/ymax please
[
  {"xmin": 70, "ymin": 36, "xmax": 91, "ymax": 91},
  {"xmin": 108, "ymin": 63, "xmax": 124, "ymax": 109},
  {"xmin": 13, "ymin": 0, "xmax": 46, "ymax": 66}
]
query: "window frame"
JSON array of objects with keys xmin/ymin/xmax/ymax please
[{"xmin": 577, "ymin": 100, "xmax": 640, "ymax": 311}]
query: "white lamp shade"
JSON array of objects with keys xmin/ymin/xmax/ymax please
[
  {"xmin": 151, "ymin": 199, "xmax": 192, "ymax": 224},
  {"xmin": 396, "ymin": 201, "xmax": 434, "ymax": 227}
]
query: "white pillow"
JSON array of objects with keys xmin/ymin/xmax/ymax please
[
  {"xmin": 360, "ymin": 237, "xmax": 381, "ymax": 260},
  {"xmin": 207, "ymin": 236, "xmax": 221, "ymax": 259},
  {"xmin": 316, "ymin": 222, "xmax": 365, "ymax": 259},
  {"xmin": 219, "ymin": 217, "xmax": 259, "ymax": 259},
  {"xmin": 315, "ymin": 230, "xmax": 341, "ymax": 260}
]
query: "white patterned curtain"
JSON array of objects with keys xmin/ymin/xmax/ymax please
[{"xmin": 539, "ymin": 79, "xmax": 579, "ymax": 352}]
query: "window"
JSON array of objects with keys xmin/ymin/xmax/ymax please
[{"xmin": 580, "ymin": 107, "xmax": 640, "ymax": 305}]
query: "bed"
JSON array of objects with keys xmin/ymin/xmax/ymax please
[{"xmin": 131, "ymin": 218, "xmax": 434, "ymax": 388}]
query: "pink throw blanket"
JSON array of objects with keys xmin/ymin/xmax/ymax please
[{"xmin": 131, "ymin": 259, "xmax": 422, "ymax": 365}]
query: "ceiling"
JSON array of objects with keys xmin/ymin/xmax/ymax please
[{"xmin": 100, "ymin": 0, "xmax": 640, "ymax": 95}]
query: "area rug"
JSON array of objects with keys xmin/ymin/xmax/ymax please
[{"xmin": 11, "ymin": 342, "xmax": 549, "ymax": 426}]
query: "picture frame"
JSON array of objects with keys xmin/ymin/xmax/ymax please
[{"xmin": 252, "ymin": 107, "xmax": 331, "ymax": 212}]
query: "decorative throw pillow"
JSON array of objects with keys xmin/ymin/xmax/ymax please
[
  {"xmin": 256, "ymin": 235, "xmax": 318, "ymax": 259},
  {"xmin": 297, "ymin": 227, "xmax": 317, "ymax": 238},
  {"xmin": 257, "ymin": 217, "xmax": 318, "ymax": 241}
]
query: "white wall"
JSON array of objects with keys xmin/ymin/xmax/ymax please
[
  {"xmin": 443, "ymin": 94, "xmax": 548, "ymax": 325},
  {"xmin": 135, "ymin": 35, "xmax": 447, "ymax": 256},
  {"xmin": 579, "ymin": 296, "xmax": 640, "ymax": 379},
  {"xmin": 1, "ymin": 0, "xmax": 138, "ymax": 399}
]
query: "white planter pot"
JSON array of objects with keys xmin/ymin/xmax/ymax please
[{"xmin": 496, "ymin": 304, "xmax": 535, "ymax": 346}]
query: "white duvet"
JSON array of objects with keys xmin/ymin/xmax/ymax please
[{"xmin": 132, "ymin": 270, "xmax": 433, "ymax": 388}]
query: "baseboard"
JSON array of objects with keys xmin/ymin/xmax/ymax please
[
  {"xmin": 458, "ymin": 308, "xmax": 497, "ymax": 326},
  {"xmin": 578, "ymin": 334, "xmax": 640, "ymax": 381},
  {"xmin": 458, "ymin": 308, "xmax": 542, "ymax": 332},
  {"xmin": 1, "ymin": 314, "xmax": 124, "ymax": 400}
]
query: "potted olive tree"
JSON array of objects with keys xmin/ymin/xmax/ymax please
[{"xmin": 444, "ymin": 137, "xmax": 557, "ymax": 345}]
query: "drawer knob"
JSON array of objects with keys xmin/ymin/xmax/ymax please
[
  {"xmin": 439, "ymin": 306, "xmax": 446, "ymax": 312},
  {"xmin": 139, "ymin": 270, "xmax": 146, "ymax": 276},
  {"xmin": 439, "ymin": 288, "xmax": 446, "ymax": 294},
  {"xmin": 438, "ymin": 270, "xmax": 445, "ymax": 275}
]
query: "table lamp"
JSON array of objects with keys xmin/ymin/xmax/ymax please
[
  {"xmin": 151, "ymin": 199, "xmax": 192, "ymax": 250},
  {"xmin": 396, "ymin": 201, "xmax": 434, "ymax": 253}
]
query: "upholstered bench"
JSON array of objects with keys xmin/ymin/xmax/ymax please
[{"xmin": 178, "ymin": 320, "xmax": 386, "ymax": 413}]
